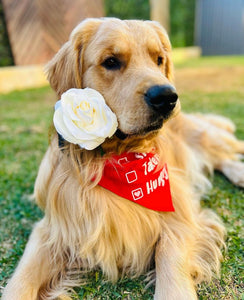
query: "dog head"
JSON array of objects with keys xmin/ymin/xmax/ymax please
[{"xmin": 47, "ymin": 18, "xmax": 180, "ymax": 140}]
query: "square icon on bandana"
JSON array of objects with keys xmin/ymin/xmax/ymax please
[
  {"xmin": 132, "ymin": 188, "xmax": 143, "ymax": 201},
  {"xmin": 125, "ymin": 170, "xmax": 137, "ymax": 183},
  {"xmin": 118, "ymin": 157, "xmax": 128, "ymax": 165}
]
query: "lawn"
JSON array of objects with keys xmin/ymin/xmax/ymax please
[{"xmin": 0, "ymin": 56, "xmax": 244, "ymax": 299}]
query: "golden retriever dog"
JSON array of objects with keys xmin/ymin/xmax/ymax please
[{"xmin": 3, "ymin": 18, "xmax": 244, "ymax": 300}]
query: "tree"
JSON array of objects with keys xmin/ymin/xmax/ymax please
[{"xmin": 150, "ymin": 0, "xmax": 169, "ymax": 32}]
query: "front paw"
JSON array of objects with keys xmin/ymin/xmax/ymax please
[{"xmin": 221, "ymin": 160, "xmax": 244, "ymax": 187}]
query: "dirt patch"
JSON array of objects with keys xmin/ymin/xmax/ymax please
[{"xmin": 175, "ymin": 66, "xmax": 244, "ymax": 94}]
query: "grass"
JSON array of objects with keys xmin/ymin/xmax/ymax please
[
  {"xmin": 174, "ymin": 55, "xmax": 244, "ymax": 69},
  {"xmin": 0, "ymin": 56, "xmax": 244, "ymax": 299}
]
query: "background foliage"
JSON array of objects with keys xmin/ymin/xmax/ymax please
[{"xmin": 105, "ymin": 0, "xmax": 196, "ymax": 47}]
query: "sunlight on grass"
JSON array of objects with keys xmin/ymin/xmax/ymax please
[{"xmin": 175, "ymin": 55, "xmax": 244, "ymax": 69}]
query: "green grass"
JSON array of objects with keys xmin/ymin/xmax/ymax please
[
  {"xmin": 0, "ymin": 57, "xmax": 244, "ymax": 299},
  {"xmin": 175, "ymin": 55, "xmax": 244, "ymax": 69},
  {"xmin": 0, "ymin": 87, "xmax": 55, "ymax": 292}
]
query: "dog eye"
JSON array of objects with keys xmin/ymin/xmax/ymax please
[
  {"xmin": 157, "ymin": 56, "xmax": 163, "ymax": 66},
  {"xmin": 102, "ymin": 57, "xmax": 122, "ymax": 70}
]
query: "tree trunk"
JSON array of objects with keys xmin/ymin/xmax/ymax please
[{"xmin": 150, "ymin": 0, "xmax": 170, "ymax": 32}]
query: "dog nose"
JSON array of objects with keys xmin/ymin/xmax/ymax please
[{"xmin": 144, "ymin": 85, "xmax": 178, "ymax": 114}]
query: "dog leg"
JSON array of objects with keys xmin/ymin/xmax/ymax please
[
  {"xmin": 154, "ymin": 235, "xmax": 197, "ymax": 300},
  {"xmin": 218, "ymin": 159, "xmax": 244, "ymax": 187},
  {"xmin": 175, "ymin": 113, "xmax": 244, "ymax": 187},
  {"xmin": 2, "ymin": 220, "xmax": 63, "ymax": 300},
  {"xmin": 236, "ymin": 140, "xmax": 244, "ymax": 154},
  {"xmin": 193, "ymin": 113, "xmax": 236, "ymax": 133}
]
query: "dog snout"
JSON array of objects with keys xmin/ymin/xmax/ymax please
[{"xmin": 144, "ymin": 85, "xmax": 178, "ymax": 115}]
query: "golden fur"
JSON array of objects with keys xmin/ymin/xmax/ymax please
[{"xmin": 3, "ymin": 18, "xmax": 244, "ymax": 300}]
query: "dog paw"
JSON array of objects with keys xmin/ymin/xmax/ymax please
[
  {"xmin": 194, "ymin": 113, "xmax": 236, "ymax": 133},
  {"xmin": 237, "ymin": 141, "xmax": 244, "ymax": 154},
  {"xmin": 220, "ymin": 160, "xmax": 244, "ymax": 187}
]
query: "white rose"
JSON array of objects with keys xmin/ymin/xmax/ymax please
[{"xmin": 53, "ymin": 88, "xmax": 118, "ymax": 150}]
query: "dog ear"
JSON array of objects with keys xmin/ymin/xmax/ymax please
[
  {"xmin": 46, "ymin": 18, "xmax": 102, "ymax": 97},
  {"xmin": 45, "ymin": 41, "xmax": 78, "ymax": 97},
  {"xmin": 146, "ymin": 21, "xmax": 174, "ymax": 82}
]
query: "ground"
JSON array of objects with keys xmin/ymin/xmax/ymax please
[{"xmin": 0, "ymin": 56, "xmax": 243, "ymax": 299}]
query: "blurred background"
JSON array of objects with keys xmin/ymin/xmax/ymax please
[
  {"xmin": 1, "ymin": 0, "xmax": 243, "ymax": 63},
  {"xmin": 1, "ymin": 0, "xmax": 244, "ymax": 92}
]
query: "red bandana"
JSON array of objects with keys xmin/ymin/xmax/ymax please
[{"xmin": 98, "ymin": 152, "xmax": 174, "ymax": 212}]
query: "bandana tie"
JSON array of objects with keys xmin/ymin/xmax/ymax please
[{"xmin": 98, "ymin": 152, "xmax": 174, "ymax": 212}]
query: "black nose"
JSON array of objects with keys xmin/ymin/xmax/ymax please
[{"xmin": 144, "ymin": 85, "xmax": 178, "ymax": 114}]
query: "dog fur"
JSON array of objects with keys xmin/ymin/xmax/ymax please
[{"xmin": 3, "ymin": 18, "xmax": 244, "ymax": 300}]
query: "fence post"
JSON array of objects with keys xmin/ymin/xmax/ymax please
[{"xmin": 150, "ymin": 0, "xmax": 170, "ymax": 32}]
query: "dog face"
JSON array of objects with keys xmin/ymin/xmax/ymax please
[{"xmin": 47, "ymin": 18, "xmax": 180, "ymax": 137}]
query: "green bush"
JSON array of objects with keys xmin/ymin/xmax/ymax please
[
  {"xmin": 105, "ymin": 0, "xmax": 150, "ymax": 20},
  {"xmin": 170, "ymin": 0, "xmax": 195, "ymax": 47}
]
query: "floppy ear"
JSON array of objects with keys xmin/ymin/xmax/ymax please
[
  {"xmin": 146, "ymin": 21, "xmax": 174, "ymax": 83},
  {"xmin": 46, "ymin": 18, "xmax": 102, "ymax": 97},
  {"xmin": 46, "ymin": 41, "xmax": 78, "ymax": 97}
]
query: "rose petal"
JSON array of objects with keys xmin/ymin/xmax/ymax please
[
  {"xmin": 65, "ymin": 102, "xmax": 81, "ymax": 122},
  {"xmin": 63, "ymin": 114, "xmax": 94, "ymax": 141},
  {"xmin": 53, "ymin": 108, "xmax": 78, "ymax": 144},
  {"xmin": 84, "ymin": 88, "xmax": 106, "ymax": 105},
  {"xmin": 78, "ymin": 137, "xmax": 105, "ymax": 150},
  {"xmin": 55, "ymin": 100, "xmax": 61, "ymax": 111}
]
